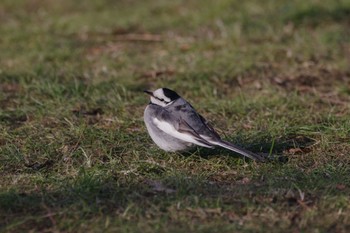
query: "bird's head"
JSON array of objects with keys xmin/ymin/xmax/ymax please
[{"xmin": 144, "ymin": 88, "xmax": 180, "ymax": 107}]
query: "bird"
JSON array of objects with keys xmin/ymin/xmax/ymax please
[{"xmin": 143, "ymin": 88, "xmax": 264, "ymax": 161}]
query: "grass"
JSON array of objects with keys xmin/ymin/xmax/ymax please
[{"xmin": 0, "ymin": 0, "xmax": 350, "ymax": 232}]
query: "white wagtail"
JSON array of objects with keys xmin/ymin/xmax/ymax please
[{"xmin": 143, "ymin": 88, "xmax": 264, "ymax": 161}]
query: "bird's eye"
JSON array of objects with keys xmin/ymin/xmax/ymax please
[{"xmin": 155, "ymin": 96, "xmax": 168, "ymax": 103}]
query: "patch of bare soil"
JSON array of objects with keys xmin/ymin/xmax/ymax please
[
  {"xmin": 271, "ymin": 63, "xmax": 350, "ymax": 93},
  {"xmin": 0, "ymin": 83, "xmax": 22, "ymax": 109},
  {"xmin": 72, "ymin": 106, "xmax": 104, "ymax": 125},
  {"xmin": 220, "ymin": 61, "xmax": 350, "ymax": 107}
]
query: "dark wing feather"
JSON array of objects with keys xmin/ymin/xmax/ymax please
[
  {"xmin": 155, "ymin": 108, "xmax": 214, "ymax": 148},
  {"xmin": 177, "ymin": 118, "xmax": 214, "ymax": 147},
  {"xmin": 197, "ymin": 114, "xmax": 221, "ymax": 139}
]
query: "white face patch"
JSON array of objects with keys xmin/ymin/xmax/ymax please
[
  {"xmin": 150, "ymin": 96, "xmax": 167, "ymax": 107},
  {"xmin": 153, "ymin": 89, "xmax": 171, "ymax": 102},
  {"xmin": 149, "ymin": 88, "xmax": 172, "ymax": 106}
]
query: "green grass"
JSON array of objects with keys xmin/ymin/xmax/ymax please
[{"xmin": 1, "ymin": 0, "xmax": 350, "ymax": 232}]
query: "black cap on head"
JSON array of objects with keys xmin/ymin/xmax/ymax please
[{"xmin": 162, "ymin": 88, "xmax": 180, "ymax": 101}]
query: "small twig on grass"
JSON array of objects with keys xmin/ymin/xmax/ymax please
[
  {"xmin": 114, "ymin": 33, "xmax": 163, "ymax": 42},
  {"xmin": 80, "ymin": 147, "xmax": 91, "ymax": 168},
  {"xmin": 269, "ymin": 138, "xmax": 275, "ymax": 156},
  {"xmin": 41, "ymin": 204, "xmax": 57, "ymax": 227}
]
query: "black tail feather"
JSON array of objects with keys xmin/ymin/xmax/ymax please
[{"xmin": 214, "ymin": 140, "xmax": 265, "ymax": 161}]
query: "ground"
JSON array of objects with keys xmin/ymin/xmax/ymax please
[{"xmin": 0, "ymin": 0, "xmax": 350, "ymax": 232}]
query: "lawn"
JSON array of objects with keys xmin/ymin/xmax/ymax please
[{"xmin": 0, "ymin": 0, "xmax": 350, "ymax": 232}]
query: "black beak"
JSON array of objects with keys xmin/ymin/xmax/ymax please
[{"xmin": 143, "ymin": 90, "xmax": 154, "ymax": 96}]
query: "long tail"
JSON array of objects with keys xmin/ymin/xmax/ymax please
[{"xmin": 213, "ymin": 140, "xmax": 265, "ymax": 161}]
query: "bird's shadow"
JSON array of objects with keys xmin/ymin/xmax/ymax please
[{"xmin": 181, "ymin": 133, "xmax": 317, "ymax": 163}]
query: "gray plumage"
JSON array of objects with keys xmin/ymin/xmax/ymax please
[{"xmin": 143, "ymin": 88, "xmax": 264, "ymax": 161}]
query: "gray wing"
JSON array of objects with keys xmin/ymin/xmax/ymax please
[
  {"xmin": 165, "ymin": 100, "xmax": 221, "ymax": 143},
  {"xmin": 150, "ymin": 104, "xmax": 214, "ymax": 148}
]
